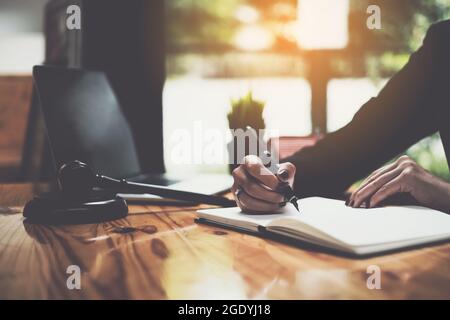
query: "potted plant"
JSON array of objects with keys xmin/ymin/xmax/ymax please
[{"xmin": 227, "ymin": 91, "xmax": 266, "ymax": 172}]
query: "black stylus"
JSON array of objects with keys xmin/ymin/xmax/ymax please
[{"xmin": 96, "ymin": 175, "xmax": 236, "ymax": 207}]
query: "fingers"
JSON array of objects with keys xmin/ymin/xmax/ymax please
[
  {"xmin": 232, "ymin": 165, "xmax": 284, "ymax": 203},
  {"xmin": 231, "ymin": 155, "xmax": 296, "ymax": 213},
  {"xmin": 349, "ymin": 155, "xmax": 416, "ymax": 208},
  {"xmin": 349, "ymin": 162, "xmax": 397, "ymax": 205},
  {"xmin": 236, "ymin": 189, "xmax": 283, "ymax": 214},
  {"xmin": 351, "ymin": 167, "xmax": 403, "ymax": 208},
  {"xmin": 243, "ymin": 155, "xmax": 280, "ymax": 190},
  {"xmin": 276, "ymin": 162, "xmax": 296, "ymax": 184},
  {"xmin": 230, "ymin": 182, "xmax": 240, "ymax": 205},
  {"xmin": 231, "ymin": 180, "xmax": 281, "ymax": 214},
  {"xmin": 349, "ymin": 156, "xmax": 413, "ymax": 205},
  {"xmin": 369, "ymin": 175, "xmax": 404, "ymax": 207}
]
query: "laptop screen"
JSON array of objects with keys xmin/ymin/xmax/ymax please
[{"xmin": 33, "ymin": 65, "xmax": 142, "ymax": 178}]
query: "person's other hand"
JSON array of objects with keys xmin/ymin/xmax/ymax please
[
  {"xmin": 348, "ymin": 155, "xmax": 450, "ymax": 212},
  {"xmin": 231, "ymin": 155, "xmax": 296, "ymax": 214}
]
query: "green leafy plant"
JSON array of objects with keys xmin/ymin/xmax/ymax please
[
  {"xmin": 227, "ymin": 91, "xmax": 265, "ymax": 131},
  {"xmin": 227, "ymin": 91, "xmax": 266, "ymax": 172}
]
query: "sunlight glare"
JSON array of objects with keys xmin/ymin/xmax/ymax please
[
  {"xmin": 296, "ymin": 0, "xmax": 349, "ymax": 50},
  {"xmin": 234, "ymin": 25, "xmax": 274, "ymax": 51},
  {"xmin": 235, "ymin": 5, "xmax": 260, "ymax": 24}
]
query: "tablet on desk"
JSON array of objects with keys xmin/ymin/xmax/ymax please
[{"xmin": 120, "ymin": 174, "xmax": 233, "ymax": 202}]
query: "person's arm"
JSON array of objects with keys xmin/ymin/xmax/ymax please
[
  {"xmin": 284, "ymin": 23, "xmax": 443, "ymax": 199},
  {"xmin": 230, "ymin": 22, "xmax": 447, "ymax": 214}
]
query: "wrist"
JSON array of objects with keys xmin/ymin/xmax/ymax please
[{"xmin": 428, "ymin": 177, "xmax": 450, "ymax": 213}]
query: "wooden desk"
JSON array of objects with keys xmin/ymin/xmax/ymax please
[{"xmin": 1, "ymin": 184, "xmax": 450, "ymax": 299}]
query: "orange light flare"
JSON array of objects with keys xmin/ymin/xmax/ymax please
[
  {"xmin": 232, "ymin": 1, "xmax": 350, "ymax": 52},
  {"xmin": 233, "ymin": 25, "xmax": 275, "ymax": 52},
  {"xmin": 233, "ymin": 5, "xmax": 275, "ymax": 52},
  {"xmin": 234, "ymin": 5, "xmax": 260, "ymax": 24},
  {"xmin": 296, "ymin": 0, "xmax": 349, "ymax": 50}
]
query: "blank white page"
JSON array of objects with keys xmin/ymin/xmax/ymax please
[
  {"xmin": 276, "ymin": 197, "xmax": 450, "ymax": 247},
  {"xmin": 197, "ymin": 206, "xmax": 300, "ymax": 230}
]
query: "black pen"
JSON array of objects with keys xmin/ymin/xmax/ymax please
[{"xmin": 246, "ymin": 126, "xmax": 300, "ymax": 212}]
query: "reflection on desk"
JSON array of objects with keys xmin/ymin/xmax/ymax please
[{"xmin": 1, "ymin": 184, "xmax": 450, "ymax": 299}]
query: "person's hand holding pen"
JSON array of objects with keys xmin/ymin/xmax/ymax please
[{"xmin": 231, "ymin": 155, "xmax": 297, "ymax": 214}]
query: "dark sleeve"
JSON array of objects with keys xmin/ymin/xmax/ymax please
[{"xmin": 284, "ymin": 23, "xmax": 443, "ymax": 198}]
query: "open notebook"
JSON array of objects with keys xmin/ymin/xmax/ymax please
[{"xmin": 197, "ymin": 197, "xmax": 450, "ymax": 255}]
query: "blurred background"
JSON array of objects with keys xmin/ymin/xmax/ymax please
[{"xmin": 0, "ymin": 0, "xmax": 449, "ymax": 181}]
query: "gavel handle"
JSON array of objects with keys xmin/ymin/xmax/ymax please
[{"xmin": 96, "ymin": 175, "xmax": 236, "ymax": 207}]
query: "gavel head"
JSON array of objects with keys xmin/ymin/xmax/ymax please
[{"xmin": 58, "ymin": 160, "xmax": 96, "ymax": 202}]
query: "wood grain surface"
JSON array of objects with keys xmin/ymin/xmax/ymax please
[{"xmin": 1, "ymin": 184, "xmax": 450, "ymax": 299}]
